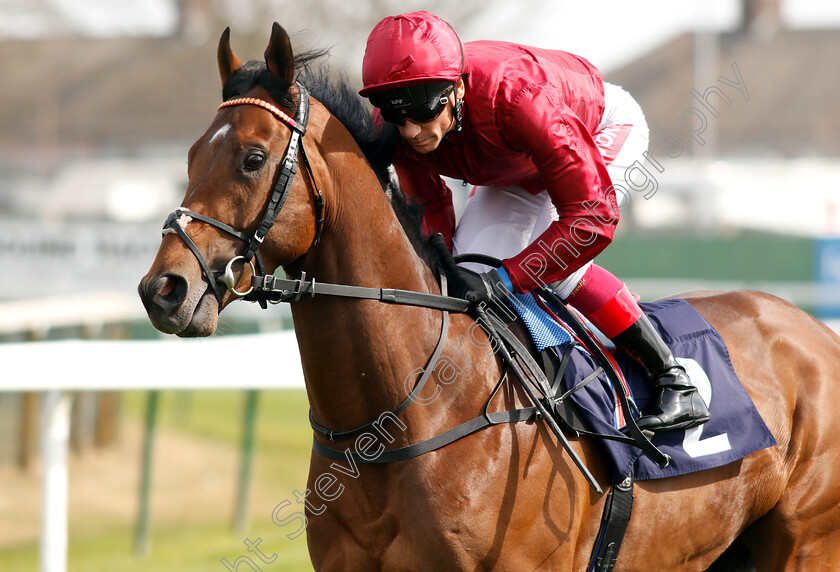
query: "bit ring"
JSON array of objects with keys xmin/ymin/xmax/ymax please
[{"xmin": 222, "ymin": 256, "xmax": 256, "ymax": 297}]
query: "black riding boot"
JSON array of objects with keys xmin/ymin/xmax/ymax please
[{"xmin": 612, "ymin": 314, "xmax": 711, "ymax": 432}]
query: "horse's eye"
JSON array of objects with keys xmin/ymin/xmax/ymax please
[{"xmin": 243, "ymin": 152, "xmax": 266, "ymax": 171}]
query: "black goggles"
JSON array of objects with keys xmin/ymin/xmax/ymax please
[{"xmin": 369, "ymin": 81, "xmax": 455, "ymax": 125}]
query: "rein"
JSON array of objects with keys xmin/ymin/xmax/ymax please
[
  {"xmin": 243, "ymin": 272, "xmax": 469, "ymax": 313},
  {"xmin": 161, "ymin": 83, "xmax": 325, "ymax": 308}
]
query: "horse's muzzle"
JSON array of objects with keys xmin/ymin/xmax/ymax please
[{"xmin": 138, "ymin": 272, "xmax": 213, "ymax": 336}]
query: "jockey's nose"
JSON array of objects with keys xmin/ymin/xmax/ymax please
[{"xmin": 398, "ymin": 120, "xmax": 423, "ymax": 139}]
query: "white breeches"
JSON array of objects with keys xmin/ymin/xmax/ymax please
[{"xmin": 452, "ymin": 82, "xmax": 650, "ymax": 297}]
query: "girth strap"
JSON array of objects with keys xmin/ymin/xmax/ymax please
[{"xmin": 588, "ymin": 472, "xmax": 635, "ymax": 572}]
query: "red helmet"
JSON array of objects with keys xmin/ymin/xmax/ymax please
[{"xmin": 359, "ymin": 11, "xmax": 465, "ymax": 97}]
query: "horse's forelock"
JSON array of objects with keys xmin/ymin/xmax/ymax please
[{"xmin": 221, "ymin": 60, "xmax": 294, "ymax": 107}]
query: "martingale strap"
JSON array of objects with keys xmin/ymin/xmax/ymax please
[
  {"xmin": 309, "ymin": 273, "xmax": 540, "ymax": 463},
  {"xmin": 309, "ymin": 274, "xmax": 455, "ymax": 443},
  {"xmin": 308, "ymin": 256, "xmax": 670, "ymax": 490},
  {"xmin": 312, "ymin": 404, "xmax": 537, "ymax": 463},
  {"xmin": 309, "ymin": 309, "xmax": 625, "ymax": 472},
  {"xmin": 307, "ymin": 273, "xmax": 540, "ymax": 463}
]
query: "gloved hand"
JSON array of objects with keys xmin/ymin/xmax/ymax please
[
  {"xmin": 448, "ymin": 266, "xmax": 510, "ymax": 308},
  {"xmin": 428, "ymin": 233, "xmax": 513, "ymax": 310}
]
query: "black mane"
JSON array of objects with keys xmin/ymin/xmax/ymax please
[
  {"xmin": 222, "ymin": 51, "xmax": 439, "ymax": 270},
  {"xmin": 294, "ymin": 54, "xmax": 397, "ymax": 188}
]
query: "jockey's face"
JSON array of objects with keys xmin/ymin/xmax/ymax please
[{"xmin": 396, "ymin": 79, "xmax": 464, "ymax": 154}]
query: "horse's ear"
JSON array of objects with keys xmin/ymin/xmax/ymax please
[
  {"xmin": 265, "ymin": 22, "xmax": 295, "ymax": 85},
  {"xmin": 217, "ymin": 27, "xmax": 243, "ymax": 89}
]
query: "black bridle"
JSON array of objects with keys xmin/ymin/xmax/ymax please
[{"xmin": 162, "ymin": 82, "xmax": 324, "ymax": 308}]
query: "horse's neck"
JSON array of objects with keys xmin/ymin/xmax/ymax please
[
  {"xmin": 290, "ymin": 181, "xmax": 444, "ymax": 432},
  {"xmin": 311, "ymin": 200, "xmax": 432, "ymax": 293}
]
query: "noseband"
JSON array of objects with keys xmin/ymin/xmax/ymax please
[{"xmin": 162, "ymin": 82, "xmax": 324, "ymax": 308}]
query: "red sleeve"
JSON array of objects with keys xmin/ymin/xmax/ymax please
[
  {"xmin": 499, "ymin": 83, "xmax": 619, "ymax": 293},
  {"xmin": 392, "ymin": 153, "xmax": 457, "ymax": 248}
]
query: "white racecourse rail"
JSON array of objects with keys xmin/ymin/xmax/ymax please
[{"xmin": 0, "ymin": 320, "xmax": 304, "ymax": 572}]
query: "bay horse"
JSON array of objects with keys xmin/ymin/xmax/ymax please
[{"xmin": 138, "ymin": 23, "xmax": 840, "ymax": 571}]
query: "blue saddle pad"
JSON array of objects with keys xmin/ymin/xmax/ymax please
[{"xmin": 555, "ymin": 299, "xmax": 777, "ymax": 483}]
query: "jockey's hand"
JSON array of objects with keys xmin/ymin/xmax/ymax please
[
  {"xmin": 448, "ymin": 266, "xmax": 510, "ymax": 308},
  {"xmin": 428, "ymin": 233, "xmax": 512, "ymax": 310}
]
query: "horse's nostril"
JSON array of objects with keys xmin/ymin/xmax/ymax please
[
  {"xmin": 158, "ymin": 276, "xmax": 175, "ymax": 298},
  {"xmin": 152, "ymin": 274, "xmax": 187, "ymax": 307}
]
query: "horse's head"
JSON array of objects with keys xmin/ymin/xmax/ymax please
[{"xmin": 139, "ymin": 24, "xmax": 323, "ymax": 336}]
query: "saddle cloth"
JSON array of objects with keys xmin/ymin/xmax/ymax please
[{"xmin": 510, "ymin": 296, "xmax": 777, "ymax": 484}]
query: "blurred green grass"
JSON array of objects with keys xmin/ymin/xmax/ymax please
[
  {"xmin": 0, "ymin": 388, "xmax": 317, "ymax": 572},
  {"xmin": 0, "ymin": 521, "xmax": 313, "ymax": 572}
]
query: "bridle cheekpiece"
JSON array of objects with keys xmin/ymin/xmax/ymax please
[{"xmin": 161, "ymin": 82, "xmax": 324, "ymax": 309}]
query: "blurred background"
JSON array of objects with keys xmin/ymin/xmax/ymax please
[{"xmin": 1, "ymin": 0, "xmax": 838, "ymax": 570}]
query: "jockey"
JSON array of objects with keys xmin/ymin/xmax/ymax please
[{"xmin": 359, "ymin": 11, "xmax": 709, "ymax": 434}]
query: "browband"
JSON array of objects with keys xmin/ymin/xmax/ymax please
[{"xmin": 218, "ymin": 96, "xmax": 298, "ymax": 130}]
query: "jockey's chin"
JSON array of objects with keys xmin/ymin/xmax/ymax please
[{"xmin": 406, "ymin": 136, "xmax": 442, "ymax": 154}]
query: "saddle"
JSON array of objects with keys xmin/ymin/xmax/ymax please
[{"xmin": 449, "ymin": 252, "xmax": 670, "ymax": 478}]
